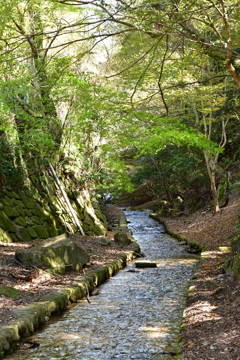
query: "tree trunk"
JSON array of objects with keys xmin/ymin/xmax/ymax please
[{"xmin": 204, "ymin": 151, "xmax": 220, "ymax": 214}]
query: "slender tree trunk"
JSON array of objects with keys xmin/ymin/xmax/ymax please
[
  {"xmin": 204, "ymin": 151, "xmax": 220, "ymax": 214},
  {"xmin": 147, "ymin": 155, "xmax": 173, "ymax": 204}
]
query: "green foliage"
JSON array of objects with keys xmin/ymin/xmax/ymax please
[
  {"xmin": 0, "ymin": 0, "xmax": 238, "ymax": 211},
  {"xmin": 0, "ymin": 135, "xmax": 24, "ymax": 188},
  {"xmin": 132, "ymin": 145, "xmax": 209, "ymax": 202}
]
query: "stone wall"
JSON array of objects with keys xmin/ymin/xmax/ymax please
[{"xmin": 0, "ymin": 182, "xmax": 106, "ymax": 243}]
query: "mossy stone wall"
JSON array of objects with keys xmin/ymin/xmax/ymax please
[
  {"xmin": 0, "ymin": 184, "xmax": 106, "ymax": 243},
  {"xmin": 0, "ymin": 188, "xmax": 63, "ymax": 243}
]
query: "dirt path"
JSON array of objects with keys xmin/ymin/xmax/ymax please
[{"xmin": 163, "ymin": 200, "xmax": 240, "ymax": 359}]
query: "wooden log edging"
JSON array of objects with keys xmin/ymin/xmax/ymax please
[{"xmin": 0, "ymin": 243, "xmax": 140, "ymax": 359}]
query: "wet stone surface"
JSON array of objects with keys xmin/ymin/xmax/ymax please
[{"xmin": 9, "ymin": 211, "xmax": 198, "ymax": 360}]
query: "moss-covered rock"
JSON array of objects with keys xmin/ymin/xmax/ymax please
[
  {"xmin": 27, "ymin": 227, "xmax": 38, "ymax": 238},
  {"xmin": 94, "ymin": 209, "xmax": 107, "ymax": 226},
  {"xmin": 30, "ymin": 216, "xmax": 43, "ymax": 225},
  {"xmin": 15, "ymin": 235, "xmax": 90, "ymax": 274},
  {"xmin": 2, "ymin": 206, "xmax": 19, "ymax": 219},
  {"xmin": 222, "ymin": 256, "xmax": 234, "ymax": 274},
  {"xmin": 13, "ymin": 201, "xmax": 25, "ymax": 216},
  {"xmin": 33, "ymin": 225, "xmax": 49, "ymax": 238},
  {"xmin": 11, "ymin": 234, "xmax": 18, "ymax": 242},
  {"xmin": 34, "ymin": 206, "xmax": 48, "ymax": 220},
  {"xmin": 0, "ymin": 211, "xmax": 16, "ymax": 233},
  {"xmin": 114, "ymin": 231, "xmax": 131, "ymax": 245},
  {"xmin": 231, "ymin": 232, "xmax": 240, "ymax": 253},
  {"xmin": 0, "ymin": 228, "xmax": 12, "ymax": 243},
  {"xmin": 233, "ymin": 251, "xmax": 240, "ymax": 279},
  {"xmin": 46, "ymin": 225, "xmax": 58, "ymax": 238},
  {"xmin": 83, "ymin": 213, "xmax": 92, "ymax": 226},
  {"xmin": 92, "ymin": 222, "xmax": 106, "ymax": 236},
  {"xmin": 57, "ymin": 226, "xmax": 65, "ymax": 235},
  {"xmin": 25, "ymin": 210, "xmax": 33, "ymax": 217},
  {"xmin": 20, "ymin": 196, "xmax": 37, "ymax": 209},
  {"xmin": 46, "ymin": 215, "xmax": 58, "ymax": 227},
  {"xmin": 15, "ymin": 217, "xmax": 27, "ymax": 227},
  {"xmin": 2, "ymin": 198, "xmax": 14, "ymax": 206},
  {"xmin": 15, "ymin": 226, "xmax": 31, "ymax": 242},
  {"xmin": 0, "ymin": 286, "xmax": 20, "ymax": 298},
  {"xmin": 24, "ymin": 217, "xmax": 34, "ymax": 226},
  {"xmin": 95, "ymin": 237, "xmax": 111, "ymax": 246},
  {"xmin": 7, "ymin": 191, "xmax": 20, "ymax": 199}
]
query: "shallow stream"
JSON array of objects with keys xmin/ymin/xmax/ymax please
[{"xmin": 8, "ymin": 210, "xmax": 198, "ymax": 360}]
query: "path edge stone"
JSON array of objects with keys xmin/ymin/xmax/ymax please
[
  {"xmin": 149, "ymin": 213, "xmax": 205, "ymax": 253},
  {"xmin": 0, "ymin": 211, "xmax": 141, "ymax": 359},
  {"xmin": 149, "ymin": 212, "xmax": 202, "ymax": 360}
]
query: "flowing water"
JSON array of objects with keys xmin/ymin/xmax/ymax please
[{"xmin": 8, "ymin": 210, "xmax": 199, "ymax": 360}]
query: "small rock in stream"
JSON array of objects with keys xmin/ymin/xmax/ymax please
[{"xmin": 91, "ymin": 289, "xmax": 100, "ymax": 296}]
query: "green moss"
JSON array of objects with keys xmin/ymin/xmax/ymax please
[
  {"xmin": 20, "ymin": 196, "xmax": 37, "ymax": 209},
  {"xmin": 24, "ymin": 218, "xmax": 34, "ymax": 226},
  {"xmin": 47, "ymin": 225, "xmax": 58, "ymax": 238},
  {"xmin": 114, "ymin": 231, "xmax": 131, "ymax": 245},
  {"xmin": 0, "ymin": 338, "xmax": 8, "ymax": 356},
  {"xmin": 0, "ymin": 228, "xmax": 12, "ymax": 243},
  {"xmin": 57, "ymin": 226, "xmax": 65, "ymax": 235},
  {"xmin": 46, "ymin": 215, "xmax": 57, "ymax": 227},
  {"xmin": 95, "ymin": 209, "xmax": 107, "ymax": 225},
  {"xmin": 27, "ymin": 227, "xmax": 38, "ymax": 238},
  {"xmin": 33, "ymin": 225, "xmax": 49, "ymax": 238},
  {"xmin": 88, "ymin": 267, "xmax": 108, "ymax": 286},
  {"xmin": 83, "ymin": 213, "xmax": 92, "ymax": 226},
  {"xmin": 15, "ymin": 206, "xmax": 25, "ymax": 216},
  {"xmin": 15, "ymin": 217, "xmax": 27, "ymax": 226},
  {"xmin": 15, "ymin": 226, "xmax": 31, "ymax": 242},
  {"xmin": 218, "ymin": 246, "xmax": 231, "ymax": 251},
  {"xmin": 30, "ymin": 216, "xmax": 43, "ymax": 225},
  {"xmin": 25, "ymin": 210, "xmax": 33, "ymax": 216},
  {"xmin": 0, "ymin": 286, "xmax": 20, "ymax": 298},
  {"xmin": 34, "ymin": 206, "xmax": 47, "ymax": 219},
  {"xmin": 16, "ymin": 238, "xmax": 90, "ymax": 274},
  {"xmin": 0, "ymin": 211, "xmax": 16, "ymax": 232},
  {"xmin": 8, "ymin": 191, "xmax": 21, "ymax": 199},
  {"xmin": 2, "ymin": 198, "xmax": 14, "ymax": 206},
  {"xmin": 92, "ymin": 222, "xmax": 106, "ymax": 236},
  {"xmin": 10, "ymin": 199, "xmax": 25, "ymax": 215},
  {"xmin": 11, "ymin": 234, "xmax": 18, "ymax": 242}
]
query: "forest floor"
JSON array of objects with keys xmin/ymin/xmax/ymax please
[
  {"xmin": 0, "ymin": 202, "xmax": 240, "ymax": 359},
  {"xmin": 162, "ymin": 198, "xmax": 240, "ymax": 360}
]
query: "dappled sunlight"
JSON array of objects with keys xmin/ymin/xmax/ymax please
[
  {"xmin": 58, "ymin": 333, "xmax": 86, "ymax": 340},
  {"xmin": 186, "ymin": 300, "xmax": 221, "ymax": 326},
  {"xmin": 141, "ymin": 326, "xmax": 170, "ymax": 339}
]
